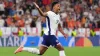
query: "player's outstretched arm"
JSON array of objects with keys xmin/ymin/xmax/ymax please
[
  {"xmin": 58, "ymin": 24, "xmax": 67, "ymax": 38},
  {"xmin": 33, "ymin": 2, "xmax": 47, "ymax": 17}
]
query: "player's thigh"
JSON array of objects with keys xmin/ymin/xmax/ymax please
[
  {"xmin": 39, "ymin": 45, "xmax": 48, "ymax": 55},
  {"xmin": 55, "ymin": 43, "xmax": 64, "ymax": 51},
  {"xmin": 39, "ymin": 36, "xmax": 49, "ymax": 55},
  {"xmin": 50, "ymin": 35, "xmax": 64, "ymax": 51}
]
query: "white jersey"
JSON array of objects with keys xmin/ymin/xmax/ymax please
[{"xmin": 44, "ymin": 11, "xmax": 61, "ymax": 35}]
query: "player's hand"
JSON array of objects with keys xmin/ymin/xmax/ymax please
[
  {"xmin": 63, "ymin": 34, "xmax": 68, "ymax": 38},
  {"xmin": 33, "ymin": 2, "xmax": 39, "ymax": 8}
]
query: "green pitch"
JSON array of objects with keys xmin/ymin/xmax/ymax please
[{"xmin": 0, "ymin": 47, "xmax": 100, "ymax": 56}]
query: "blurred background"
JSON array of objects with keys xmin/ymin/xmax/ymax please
[{"xmin": 0, "ymin": 0, "xmax": 100, "ymax": 56}]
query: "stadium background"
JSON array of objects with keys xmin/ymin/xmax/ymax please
[{"xmin": 0, "ymin": 0, "xmax": 100, "ymax": 56}]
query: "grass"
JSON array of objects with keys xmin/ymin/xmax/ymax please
[{"xmin": 0, "ymin": 47, "xmax": 100, "ymax": 56}]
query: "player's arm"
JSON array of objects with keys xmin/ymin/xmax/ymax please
[
  {"xmin": 33, "ymin": 2, "xmax": 47, "ymax": 17},
  {"xmin": 58, "ymin": 23, "xmax": 67, "ymax": 38}
]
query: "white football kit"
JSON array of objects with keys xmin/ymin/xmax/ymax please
[{"xmin": 44, "ymin": 11, "xmax": 61, "ymax": 35}]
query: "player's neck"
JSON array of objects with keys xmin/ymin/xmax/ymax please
[{"xmin": 52, "ymin": 10, "xmax": 58, "ymax": 14}]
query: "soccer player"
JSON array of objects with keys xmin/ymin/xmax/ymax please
[{"xmin": 14, "ymin": 2, "xmax": 67, "ymax": 56}]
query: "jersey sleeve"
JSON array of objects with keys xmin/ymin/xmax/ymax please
[
  {"xmin": 46, "ymin": 11, "xmax": 52, "ymax": 17},
  {"xmin": 58, "ymin": 15, "xmax": 62, "ymax": 24}
]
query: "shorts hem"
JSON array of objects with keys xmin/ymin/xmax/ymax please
[{"xmin": 41, "ymin": 44, "xmax": 49, "ymax": 48}]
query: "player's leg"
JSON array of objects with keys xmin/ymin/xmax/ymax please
[
  {"xmin": 14, "ymin": 34, "xmax": 49, "ymax": 56},
  {"xmin": 22, "ymin": 35, "xmax": 48, "ymax": 55},
  {"xmin": 55, "ymin": 43, "xmax": 66, "ymax": 56},
  {"xmin": 39, "ymin": 45, "xmax": 48, "ymax": 55},
  {"xmin": 38, "ymin": 34, "xmax": 50, "ymax": 55},
  {"xmin": 14, "ymin": 45, "xmax": 48, "ymax": 56},
  {"xmin": 23, "ymin": 45, "xmax": 48, "ymax": 55},
  {"xmin": 51, "ymin": 35, "xmax": 66, "ymax": 56},
  {"xmin": 14, "ymin": 46, "xmax": 40, "ymax": 54}
]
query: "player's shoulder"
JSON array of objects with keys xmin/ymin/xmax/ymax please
[
  {"xmin": 47, "ymin": 11, "xmax": 60, "ymax": 16},
  {"xmin": 46, "ymin": 11, "xmax": 55, "ymax": 17},
  {"xmin": 47, "ymin": 11, "xmax": 54, "ymax": 14}
]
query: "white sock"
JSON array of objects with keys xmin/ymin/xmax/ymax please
[
  {"xmin": 23, "ymin": 47, "xmax": 40, "ymax": 54},
  {"xmin": 59, "ymin": 50, "xmax": 66, "ymax": 56}
]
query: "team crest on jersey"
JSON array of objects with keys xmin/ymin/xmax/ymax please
[{"xmin": 56, "ymin": 20, "xmax": 59, "ymax": 24}]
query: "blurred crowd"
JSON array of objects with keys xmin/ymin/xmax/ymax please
[
  {"xmin": 60, "ymin": 0, "xmax": 100, "ymax": 29},
  {"xmin": 0, "ymin": 0, "xmax": 100, "ymax": 29}
]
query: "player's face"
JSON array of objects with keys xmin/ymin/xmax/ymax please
[{"xmin": 54, "ymin": 4, "xmax": 60, "ymax": 13}]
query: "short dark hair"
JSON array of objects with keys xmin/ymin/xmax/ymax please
[{"xmin": 51, "ymin": 2, "xmax": 59, "ymax": 9}]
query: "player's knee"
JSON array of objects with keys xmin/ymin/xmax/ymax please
[
  {"xmin": 39, "ymin": 53, "xmax": 43, "ymax": 55},
  {"xmin": 59, "ymin": 47, "xmax": 64, "ymax": 51},
  {"xmin": 56, "ymin": 46, "xmax": 64, "ymax": 51},
  {"xmin": 61, "ymin": 47, "xmax": 64, "ymax": 50},
  {"xmin": 39, "ymin": 50, "xmax": 45, "ymax": 55}
]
